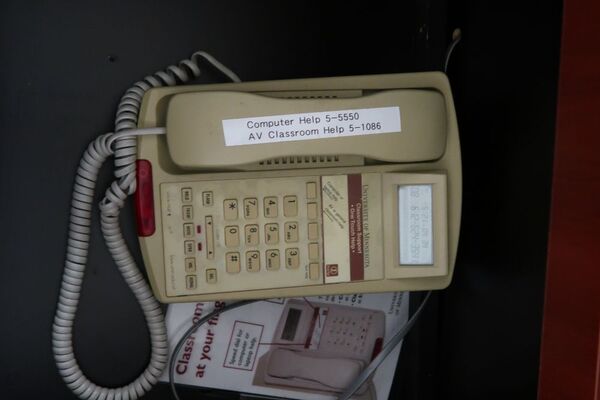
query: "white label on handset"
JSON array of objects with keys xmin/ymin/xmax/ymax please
[
  {"xmin": 222, "ymin": 106, "xmax": 401, "ymax": 146},
  {"xmin": 398, "ymin": 185, "xmax": 433, "ymax": 265}
]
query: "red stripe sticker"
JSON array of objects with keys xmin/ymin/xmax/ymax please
[{"xmin": 348, "ymin": 174, "xmax": 364, "ymax": 281}]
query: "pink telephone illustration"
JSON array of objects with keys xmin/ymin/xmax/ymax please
[{"xmin": 253, "ymin": 299, "xmax": 385, "ymax": 399}]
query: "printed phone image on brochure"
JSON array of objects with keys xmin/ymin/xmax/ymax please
[
  {"xmin": 253, "ymin": 299, "xmax": 384, "ymax": 399},
  {"xmin": 162, "ymin": 292, "xmax": 409, "ymax": 400}
]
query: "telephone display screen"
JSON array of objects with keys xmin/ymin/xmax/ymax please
[
  {"xmin": 398, "ymin": 184, "xmax": 433, "ymax": 265},
  {"xmin": 281, "ymin": 308, "xmax": 302, "ymax": 341}
]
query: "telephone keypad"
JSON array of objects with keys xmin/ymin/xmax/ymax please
[
  {"xmin": 223, "ymin": 199, "xmax": 238, "ymax": 220},
  {"xmin": 246, "ymin": 251, "xmax": 260, "ymax": 272},
  {"xmin": 285, "ymin": 248, "xmax": 300, "ymax": 269},
  {"xmin": 245, "ymin": 224, "xmax": 260, "ymax": 246},
  {"xmin": 284, "ymin": 222, "xmax": 299, "ymax": 243},
  {"xmin": 283, "ymin": 196, "xmax": 298, "ymax": 217},
  {"xmin": 325, "ymin": 312, "xmax": 380, "ymax": 356},
  {"xmin": 264, "ymin": 196, "xmax": 278, "ymax": 218},
  {"xmin": 226, "ymin": 252, "xmax": 240, "ymax": 274},
  {"xmin": 224, "ymin": 226, "xmax": 240, "ymax": 247},
  {"xmin": 243, "ymin": 198, "xmax": 258, "ymax": 219},
  {"xmin": 161, "ymin": 176, "xmax": 324, "ymax": 296},
  {"xmin": 265, "ymin": 249, "xmax": 280, "ymax": 270},
  {"xmin": 264, "ymin": 223, "xmax": 279, "ymax": 245}
]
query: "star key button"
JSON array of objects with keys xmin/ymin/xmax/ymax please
[{"xmin": 223, "ymin": 199, "xmax": 238, "ymax": 220}]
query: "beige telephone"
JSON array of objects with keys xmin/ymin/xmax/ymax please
[
  {"xmin": 53, "ymin": 51, "xmax": 461, "ymax": 400},
  {"xmin": 135, "ymin": 72, "xmax": 461, "ymax": 303},
  {"xmin": 253, "ymin": 299, "xmax": 385, "ymax": 397}
]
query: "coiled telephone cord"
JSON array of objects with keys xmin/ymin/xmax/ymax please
[{"xmin": 52, "ymin": 52, "xmax": 240, "ymax": 400}]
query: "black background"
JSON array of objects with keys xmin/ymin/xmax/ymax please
[{"xmin": 0, "ymin": 1, "xmax": 561, "ymax": 399}]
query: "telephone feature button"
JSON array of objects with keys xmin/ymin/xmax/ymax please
[
  {"xmin": 206, "ymin": 269, "xmax": 217, "ymax": 283},
  {"xmin": 182, "ymin": 205, "xmax": 193, "ymax": 221},
  {"xmin": 224, "ymin": 226, "xmax": 240, "ymax": 247},
  {"xmin": 264, "ymin": 223, "xmax": 279, "ymax": 245},
  {"xmin": 224, "ymin": 199, "xmax": 238, "ymax": 220},
  {"xmin": 308, "ymin": 243, "xmax": 319, "ymax": 260},
  {"xmin": 184, "ymin": 258, "xmax": 196, "ymax": 273},
  {"xmin": 264, "ymin": 196, "xmax": 278, "ymax": 218},
  {"xmin": 183, "ymin": 223, "xmax": 194, "ymax": 238},
  {"xmin": 243, "ymin": 198, "xmax": 258, "ymax": 219},
  {"xmin": 185, "ymin": 275, "xmax": 197, "ymax": 290},
  {"xmin": 266, "ymin": 249, "xmax": 280, "ymax": 270},
  {"xmin": 202, "ymin": 191, "xmax": 213, "ymax": 206},
  {"xmin": 284, "ymin": 222, "xmax": 299, "ymax": 243},
  {"xmin": 245, "ymin": 224, "xmax": 259, "ymax": 246},
  {"xmin": 309, "ymin": 263, "xmax": 320, "ymax": 280},
  {"xmin": 184, "ymin": 240, "xmax": 195, "ymax": 256},
  {"xmin": 181, "ymin": 187, "xmax": 193, "ymax": 203},
  {"xmin": 285, "ymin": 248, "xmax": 300, "ymax": 269},
  {"xmin": 306, "ymin": 182, "xmax": 317, "ymax": 199},
  {"xmin": 283, "ymin": 196, "xmax": 298, "ymax": 217},
  {"xmin": 307, "ymin": 202, "xmax": 318, "ymax": 219},
  {"xmin": 205, "ymin": 216, "xmax": 215, "ymax": 259},
  {"xmin": 246, "ymin": 251, "xmax": 260, "ymax": 272},
  {"xmin": 226, "ymin": 252, "xmax": 241, "ymax": 274},
  {"xmin": 308, "ymin": 223, "xmax": 319, "ymax": 240}
]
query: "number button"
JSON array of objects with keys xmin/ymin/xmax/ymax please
[
  {"xmin": 224, "ymin": 226, "xmax": 240, "ymax": 247},
  {"xmin": 226, "ymin": 252, "xmax": 240, "ymax": 274},
  {"xmin": 284, "ymin": 222, "xmax": 299, "ymax": 242},
  {"xmin": 308, "ymin": 222, "xmax": 319, "ymax": 240},
  {"xmin": 184, "ymin": 258, "xmax": 196, "ymax": 273},
  {"xmin": 283, "ymin": 196, "xmax": 298, "ymax": 217},
  {"xmin": 266, "ymin": 249, "xmax": 280, "ymax": 270},
  {"xmin": 264, "ymin": 196, "xmax": 278, "ymax": 218},
  {"xmin": 306, "ymin": 182, "xmax": 317, "ymax": 199},
  {"xmin": 182, "ymin": 206, "xmax": 193, "ymax": 221},
  {"xmin": 181, "ymin": 188, "xmax": 193, "ymax": 203},
  {"xmin": 224, "ymin": 199, "xmax": 238, "ymax": 220},
  {"xmin": 307, "ymin": 202, "xmax": 318, "ymax": 220},
  {"xmin": 264, "ymin": 223, "xmax": 279, "ymax": 245},
  {"xmin": 245, "ymin": 224, "xmax": 259, "ymax": 246},
  {"xmin": 244, "ymin": 198, "xmax": 258, "ymax": 219},
  {"xmin": 246, "ymin": 251, "xmax": 260, "ymax": 272},
  {"xmin": 285, "ymin": 248, "xmax": 300, "ymax": 269},
  {"xmin": 206, "ymin": 269, "xmax": 217, "ymax": 283},
  {"xmin": 183, "ymin": 223, "xmax": 194, "ymax": 238}
]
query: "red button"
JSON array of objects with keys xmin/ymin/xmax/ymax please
[{"xmin": 134, "ymin": 160, "xmax": 155, "ymax": 237}]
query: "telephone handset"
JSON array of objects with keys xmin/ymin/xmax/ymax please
[
  {"xmin": 265, "ymin": 349, "xmax": 364, "ymax": 391},
  {"xmin": 254, "ymin": 299, "xmax": 385, "ymax": 396},
  {"xmin": 136, "ymin": 72, "xmax": 461, "ymax": 303}
]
